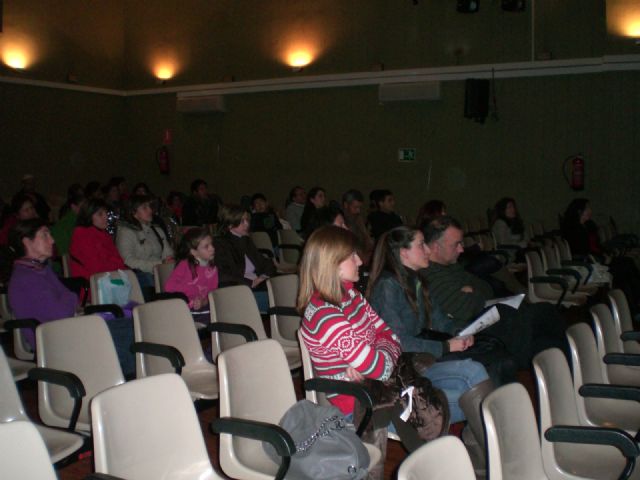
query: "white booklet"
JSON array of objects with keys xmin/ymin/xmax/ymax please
[
  {"xmin": 458, "ymin": 306, "xmax": 500, "ymax": 337},
  {"xmin": 484, "ymin": 293, "xmax": 525, "ymax": 310}
]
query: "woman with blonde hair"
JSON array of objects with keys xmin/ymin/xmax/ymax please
[{"xmin": 297, "ymin": 225, "xmax": 401, "ymax": 417}]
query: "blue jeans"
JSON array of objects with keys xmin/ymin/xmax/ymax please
[{"xmin": 421, "ymin": 359, "xmax": 489, "ymax": 424}]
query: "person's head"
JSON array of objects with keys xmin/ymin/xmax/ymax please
[
  {"xmin": 176, "ymin": 227, "xmax": 215, "ymax": 274},
  {"xmin": 67, "ymin": 192, "xmax": 85, "ymax": 215},
  {"xmin": 219, "ymin": 204, "xmax": 250, "ymax": 236},
  {"xmin": 9, "ymin": 218, "xmax": 53, "ymax": 260},
  {"xmin": 108, "ymin": 176, "xmax": 127, "ymax": 195},
  {"xmin": 167, "ymin": 191, "xmax": 183, "ymax": 210},
  {"xmin": 190, "ymin": 179, "xmax": 208, "ymax": 199},
  {"xmin": 132, "ymin": 182, "xmax": 151, "ymax": 197},
  {"xmin": 76, "ymin": 198, "xmax": 110, "ymax": 230},
  {"xmin": 304, "ymin": 205, "xmax": 347, "ymax": 237},
  {"xmin": 297, "ymin": 226, "xmax": 361, "ymax": 310},
  {"xmin": 251, "ymin": 193, "xmax": 268, "ymax": 213},
  {"xmin": 306, "ymin": 187, "xmax": 326, "ymax": 208},
  {"xmin": 66, "ymin": 183, "xmax": 84, "ymax": 199},
  {"xmin": 21, "ymin": 174, "xmax": 35, "ymax": 193},
  {"xmin": 495, "ymin": 197, "xmax": 518, "ymax": 220},
  {"xmin": 563, "ymin": 198, "xmax": 591, "ymax": 225},
  {"xmin": 367, "ymin": 226, "xmax": 430, "ymax": 312},
  {"xmin": 423, "ymin": 216, "xmax": 464, "ymax": 265},
  {"xmin": 126, "ymin": 195, "xmax": 154, "ymax": 226},
  {"xmin": 370, "ymin": 189, "xmax": 395, "ymax": 213},
  {"xmin": 416, "ymin": 200, "xmax": 446, "ymax": 229},
  {"xmin": 103, "ymin": 183, "xmax": 120, "ymax": 203},
  {"xmin": 11, "ymin": 195, "xmax": 37, "ymax": 221},
  {"xmin": 84, "ymin": 181, "xmax": 103, "ymax": 199},
  {"xmin": 341, "ymin": 189, "xmax": 364, "ymax": 217},
  {"xmin": 288, "ymin": 186, "xmax": 306, "ymax": 205}
]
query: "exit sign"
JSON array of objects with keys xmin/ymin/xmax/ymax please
[{"xmin": 398, "ymin": 148, "xmax": 416, "ymax": 162}]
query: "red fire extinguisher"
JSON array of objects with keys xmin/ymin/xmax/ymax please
[
  {"xmin": 157, "ymin": 145, "xmax": 170, "ymax": 175},
  {"xmin": 563, "ymin": 154, "xmax": 584, "ymax": 191}
]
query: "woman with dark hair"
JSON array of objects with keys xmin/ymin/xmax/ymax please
[
  {"xmin": 8, "ymin": 218, "xmax": 135, "ymax": 375},
  {"xmin": 366, "ymin": 227, "xmax": 491, "ymax": 424},
  {"xmin": 0, "ymin": 195, "xmax": 38, "ymax": 246},
  {"xmin": 116, "ymin": 195, "xmax": 174, "ymax": 292},
  {"xmin": 491, "ymin": 197, "xmax": 529, "ymax": 248},
  {"xmin": 561, "ymin": 198, "xmax": 640, "ymax": 314},
  {"xmin": 300, "ymin": 186, "xmax": 326, "ymax": 234},
  {"xmin": 69, "ymin": 199, "xmax": 126, "ymax": 280},
  {"xmin": 8, "ymin": 218, "xmax": 77, "ymax": 349},
  {"xmin": 213, "ymin": 204, "xmax": 276, "ymax": 312},
  {"xmin": 165, "ymin": 227, "xmax": 218, "ymax": 311},
  {"xmin": 302, "ymin": 204, "xmax": 347, "ymax": 238},
  {"xmin": 416, "ymin": 200, "xmax": 447, "ymax": 230}
]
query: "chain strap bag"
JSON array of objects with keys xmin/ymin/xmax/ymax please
[{"xmin": 264, "ymin": 399, "xmax": 370, "ymax": 480}]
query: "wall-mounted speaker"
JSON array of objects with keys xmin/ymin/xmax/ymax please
[
  {"xmin": 457, "ymin": 0, "xmax": 479, "ymax": 13},
  {"xmin": 464, "ymin": 79, "xmax": 490, "ymax": 123}
]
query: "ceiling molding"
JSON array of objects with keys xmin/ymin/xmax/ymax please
[{"xmin": 1, "ymin": 54, "xmax": 639, "ymax": 98}]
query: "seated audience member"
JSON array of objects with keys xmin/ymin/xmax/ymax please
[
  {"xmin": 367, "ymin": 227, "xmax": 492, "ymax": 419},
  {"xmin": 166, "ymin": 191, "xmax": 184, "ymax": 225},
  {"xmin": 367, "ymin": 189, "xmax": 403, "ymax": 241},
  {"xmin": 250, "ymin": 193, "xmax": 282, "ymax": 246},
  {"xmin": 561, "ymin": 198, "xmax": 640, "ymax": 314},
  {"xmin": 165, "ymin": 227, "xmax": 218, "ymax": 314},
  {"xmin": 50, "ymin": 191, "xmax": 85, "ymax": 257},
  {"xmin": 116, "ymin": 195, "xmax": 174, "ymax": 294},
  {"xmin": 69, "ymin": 199, "xmax": 126, "ymax": 280},
  {"xmin": 84, "ymin": 180, "xmax": 103, "ymax": 200},
  {"xmin": 103, "ymin": 178, "xmax": 125, "ymax": 236},
  {"xmin": 342, "ymin": 189, "xmax": 374, "ymax": 265},
  {"xmin": 415, "ymin": 199, "xmax": 447, "ymax": 230},
  {"xmin": 491, "ymin": 197, "xmax": 530, "ymax": 250},
  {"xmin": 423, "ymin": 216, "xmax": 568, "ymax": 369},
  {"xmin": 58, "ymin": 183, "xmax": 84, "ymax": 219},
  {"xmin": 12, "ymin": 174, "xmax": 51, "ymax": 222},
  {"xmin": 8, "ymin": 218, "xmax": 134, "ymax": 375},
  {"xmin": 285, "ymin": 186, "xmax": 306, "ymax": 233},
  {"xmin": 0, "ymin": 195, "xmax": 39, "ymax": 246},
  {"xmin": 131, "ymin": 182, "xmax": 151, "ymax": 196},
  {"xmin": 214, "ymin": 204, "xmax": 276, "ymax": 312},
  {"xmin": 303, "ymin": 205, "xmax": 347, "ymax": 238},
  {"xmin": 182, "ymin": 179, "xmax": 222, "ymax": 226},
  {"xmin": 300, "ymin": 186, "xmax": 326, "ymax": 234}
]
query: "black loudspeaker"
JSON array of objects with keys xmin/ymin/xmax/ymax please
[
  {"xmin": 464, "ymin": 79, "xmax": 490, "ymax": 122},
  {"xmin": 457, "ymin": 0, "xmax": 479, "ymax": 13},
  {"xmin": 502, "ymin": 0, "xmax": 525, "ymax": 12}
]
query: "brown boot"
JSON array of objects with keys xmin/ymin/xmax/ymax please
[{"xmin": 458, "ymin": 379, "xmax": 495, "ymax": 479}]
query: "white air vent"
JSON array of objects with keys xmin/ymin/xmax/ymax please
[
  {"xmin": 378, "ymin": 81, "xmax": 441, "ymax": 103},
  {"xmin": 176, "ymin": 94, "xmax": 226, "ymax": 113}
]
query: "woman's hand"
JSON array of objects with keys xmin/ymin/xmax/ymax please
[
  {"xmin": 460, "ymin": 285, "xmax": 474, "ymax": 293},
  {"xmin": 447, "ymin": 335, "xmax": 474, "ymax": 352},
  {"xmin": 251, "ymin": 276, "xmax": 267, "ymax": 288},
  {"xmin": 192, "ymin": 296, "xmax": 208, "ymax": 310},
  {"xmin": 344, "ymin": 366, "xmax": 364, "ymax": 383}
]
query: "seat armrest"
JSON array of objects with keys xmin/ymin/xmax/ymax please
[
  {"xmin": 486, "ymin": 250, "xmax": 509, "ymax": 264},
  {"xmin": 28, "ymin": 367, "xmax": 85, "ymax": 431},
  {"xmin": 529, "ymin": 276, "xmax": 568, "ymax": 306},
  {"xmin": 579, "ymin": 383, "xmax": 640, "ymax": 403},
  {"xmin": 278, "ymin": 243, "xmax": 303, "ymax": 253},
  {"xmin": 130, "ymin": 342, "xmax": 185, "ymax": 375},
  {"xmin": 84, "ymin": 304, "xmax": 124, "ymax": 318},
  {"xmin": 496, "ymin": 244, "xmax": 521, "ymax": 251},
  {"xmin": 257, "ymin": 248, "xmax": 274, "ymax": 259},
  {"xmin": 603, "ymin": 353, "xmax": 640, "ymax": 367},
  {"xmin": 149, "ymin": 291, "xmax": 189, "ymax": 303},
  {"xmin": 546, "ymin": 268, "xmax": 582, "ymax": 292},
  {"xmin": 267, "ymin": 306, "xmax": 300, "ymax": 317},
  {"xmin": 212, "ymin": 417, "xmax": 295, "ymax": 480},
  {"xmin": 207, "ymin": 322, "xmax": 258, "ymax": 342},
  {"xmin": 84, "ymin": 475, "xmax": 128, "ymax": 480},
  {"xmin": 4, "ymin": 318, "xmax": 40, "ymax": 331},
  {"xmin": 545, "ymin": 426, "xmax": 639, "ymax": 480},
  {"xmin": 303, "ymin": 378, "xmax": 373, "ymax": 437},
  {"xmin": 621, "ymin": 331, "xmax": 640, "ymax": 342}
]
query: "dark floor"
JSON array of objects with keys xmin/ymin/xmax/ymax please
[{"xmin": 6, "ymin": 300, "xmax": 591, "ymax": 480}]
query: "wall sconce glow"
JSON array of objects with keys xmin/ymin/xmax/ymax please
[
  {"xmin": 607, "ymin": 0, "xmax": 640, "ymax": 37},
  {"xmin": 2, "ymin": 47, "xmax": 31, "ymax": 70},
  {"xmin": 287, "ymin": 50, "xmax": 313, "ymax": 68},
  {"xmin": 154, "ymin": 64, "xmax": 175, "ymax": 80}
]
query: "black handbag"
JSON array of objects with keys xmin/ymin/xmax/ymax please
[{"xmin": 264, "ymin": 400, "xmax": 370, "ymax": 480}]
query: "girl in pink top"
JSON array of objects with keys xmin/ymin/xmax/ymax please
[{"xmin": 165, "ymin": 227, "xmax": 218, "ymax": 311}]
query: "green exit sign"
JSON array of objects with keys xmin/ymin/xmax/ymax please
[{"xmin": 398, "ymin": 148, "xmax": 416, "ymax": 162}]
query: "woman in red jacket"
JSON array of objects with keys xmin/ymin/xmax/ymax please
[{"xmin": 69, "ymin": 199, "xmax": 126, "ymax": 280}]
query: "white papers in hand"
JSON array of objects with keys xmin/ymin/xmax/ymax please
[
  {"xmin": 484, "ymin": 293, "xmax": 525, "ymax": 310},
  {"xmin": 458, "ymin": 306, "xmax": 500, "ymax": 337}
]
